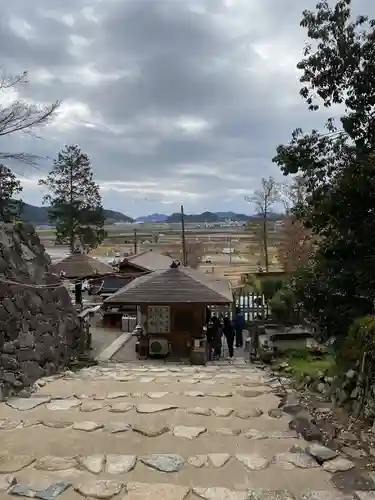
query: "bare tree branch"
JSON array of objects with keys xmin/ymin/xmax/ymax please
[
  {"xmin": 0, "ymin": 152, "xmax": 43, "ymax": 167},
  {"xmin": 278, "ymin": 175, "xmax": 308, "ymax": 214},
  {"xmin": 277, "ymin": 216, "xmax": 314, "ymax": 274},
  {"xmin": 245, "ymin": 176, "xmax": 280, "ymax": 272},
  {"xmin": 0, "ymin": 68, "xmax": 60, "ymax": 164},
  {"xmin": 276, "ymin": 176, "xmax": 313, "ymax": 273},
  {"xmin": 245, "ymin": 177, "xmax": 281, "ymax": 216}
]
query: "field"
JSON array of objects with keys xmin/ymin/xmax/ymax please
[{"xmin": 38, "ymin": 222, "xmax": 284, "ymax": 285}]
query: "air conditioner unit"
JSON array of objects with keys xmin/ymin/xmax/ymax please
[{"xmin": 149, "ymin": 337, "xmax": 170, "ymax": 356}]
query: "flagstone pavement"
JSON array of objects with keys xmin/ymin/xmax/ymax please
[{"xmin": 0, "ymin": 358, "xmax": 360, "ymax": 500}]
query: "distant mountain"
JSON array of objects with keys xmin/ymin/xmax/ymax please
[
  {"xmin": 19, "ymin": 202, "xmax": 133, "ymax": 225},
  {"xmin": 214, "ymin": 211, "xmax": 254, "ymax": 220},
  {"xmin": 167, "ymin": 211, "xmax": 246, "ymax": 223},
  {"xmin": 103, "ymin": 209, "xmax": 134, "ymax": 223},
  {"xmin": 136, "ymin": 213, "xmax": 168, "ymax": 223},
  {"xmin": 14, "ymin": 203, "xmax": 281, "ymax": 225},
  {"xmin": 166, "ymin": 211, "xmax": 283, "ymax": 223},
  {"xmin": 250, "ymin": 211, "xmax": 281, "ymax": 220}
]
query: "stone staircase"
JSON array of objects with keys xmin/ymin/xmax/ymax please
[{"xmin": 0, "ymin": 360, "xmax": 350, "ymax": 500}]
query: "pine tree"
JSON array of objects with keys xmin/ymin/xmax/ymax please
[
  {"xmin": 0, "ymin": 164, "xmax": 23, "ymax": 222},
  {"xmin": 39, "ymin": 145, "xmax": 106, "ymax": 252}
]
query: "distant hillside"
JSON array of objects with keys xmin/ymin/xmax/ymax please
[
  {"xmin": 136, "ymin": 213, "xmax": 168, "ymax": 223},
  {"xmin": 165, "ymin": 211, "xmax": 282, "ymax": 223},
  {"xmin": 14, "ymin": 203, "xmax": 281, "ymax": 225},
  {"xmin": 19, "ymin": 202, "xmax": 133, "ymax": 225}
]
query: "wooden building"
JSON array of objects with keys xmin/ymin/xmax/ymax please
[
  {"xmin": 90, "ymin": 250, "xmax": 176, "ymax": 298},
  {"xmin": 50, "ymin": 253, "xmax": 114, "ymax": 306},
  {"xmin": 103, "ymin": 263, "xmax": 233, "ymax": 360},
  {"xmin": 119, "ymin": 250, "xmax": 175, "ymax": 273},
  {"xmin": 94, "ymin": 251, "xmax": 176, "ymax": 326},
  {"xmin": 50, "ymin": 253, "xmax": 114, "ymax": 279}
]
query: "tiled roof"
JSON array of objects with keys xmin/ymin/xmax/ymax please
[
  {"xmin": 50, "ymin": 253, "xmax": 114, "ymax": 279},
  {"xmin": 104, "ymin": 266, "xmax": 233, "ymax": 305},
  {"xmin": 126, "ymin": 250, "xmax": 175, "ymax": 271}
]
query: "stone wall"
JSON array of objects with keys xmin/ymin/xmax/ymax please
[{"xmin": 0, "ymin": 222, "xmax": 82, "ymax": 398}]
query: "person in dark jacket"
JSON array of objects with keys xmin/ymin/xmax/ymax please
[
  {"xmin": 211, "ymin": 316, "xmax": 222, "ymax": 360},
  {"xmin": 206, "ymin": 319, "xmax": 215, "ymax": 361},
  {"xmin": 223, "ymin": 316, "xmax": 235, "ymax": 358},
  {"xmin": 234, "ymin": 308, "xmax": 245, "ymax": 348}
]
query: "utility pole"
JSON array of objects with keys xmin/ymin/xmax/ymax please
[
  {"xmin": 181, "ymin": 205, "xmax": 187, "ymax": 266},
  {"xmin": 133, "ymin": 229, "xmax": 138, "ymax": 255},
  {"xmin": 229, "ymin": 235, "xmax": 232, "ymax": 265}
]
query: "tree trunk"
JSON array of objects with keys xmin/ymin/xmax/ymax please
[
  {"xmin": 263, "ymin": 213, "xmax": 269, "ymax": 272},
  {"xmin": 69, "ymin": 163, "xmax": 75, "ymax": 254}
]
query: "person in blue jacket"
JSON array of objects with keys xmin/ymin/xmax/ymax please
[{"xmin": 234, "ymin": 307, "xmax": 245, "ymax": 348}]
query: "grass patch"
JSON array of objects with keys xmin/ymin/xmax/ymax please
[{"xmin": 275, "ymin": 348, "xmax": 337, "ymax": 380}]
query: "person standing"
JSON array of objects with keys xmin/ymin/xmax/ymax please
[
  {"xmin": 211, "ymin": 316, "xmax": 222, "ymax": 360},
  {"xmin": 234, "ymin": 307, "xmax": 245, "ymax": 348},
  {"xmin": 223, "ymin": 316, "xmax": 235, "ymax": 358},
  {"xmin": 206, "ymin": 318, "xmax": 215, "ymax": 361}
]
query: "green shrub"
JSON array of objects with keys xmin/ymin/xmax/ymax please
[
  {"xmin": 269, "ymin": 287, "xmax": 297, "ymax": 324},
  {"xmin": 343, "ymin": 315, "xmax": 375, "ymax": 365},
  {"xmin": 242, "ymin": 276, "xmax": 261, "ymax": 294},
  {"xmin": 261, "ymin": 278, "xmax": 285, "ymax": 300}
]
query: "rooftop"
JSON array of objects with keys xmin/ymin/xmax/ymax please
[
  {"xmin": 122, "ymin": 250, "xmax": 175, "ymax": 272},
  {"xmin": 104, "ymin": 264, "xmax": 233, "ymax": 305},
  {"xmin": 50, "ymin": 253, "xmax": 114, "ymax": 279}
]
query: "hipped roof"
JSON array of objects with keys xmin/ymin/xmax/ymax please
[
  {"xmin": 50, "ymin": 253, "xmax": 114, "ymax": 279},
  {"xmin": 125, "ymin": 250, "xmax": 175, "ymax": 271},
  {"xmin": 104, "ymin": 266, "xmax": 233, "ymax": 305}
]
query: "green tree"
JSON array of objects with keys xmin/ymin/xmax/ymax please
[
  {"xmin": 0, "ymin": 165, "xmax": 23, "ymax": 222},
  {"xmin": 273, "ymin": 0, "xmax": 375, "ymax": 340},
  {"xmin": 39, "ymin": 145, "xmax": 106, "ymax": 252},
  {"xmin": 245, "ymin": 177, "xmax": 280, "ymax": 272}
]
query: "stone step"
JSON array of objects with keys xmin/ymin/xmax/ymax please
[
  {"xmin": 0, "ymin": 362, "xmax": 346, "ymax": 499},
  {"xmin": 0, "ymin": 450, "xmax": 350, "ymax": 476},
  {"xmin": 0, "ymin": 459, "xmax": 344, "ymax": 498},
  {"xmin": 5, "ymin": 388, "xmax": 276, "ymax": 406},
  {"xmin": 2, "ymin": 476, "xmax": 349, "ymax": 500},
  {"xmin": 0, "ymin": 418, "xmax": 298, "ymax": 439},
  {"xmin": 1, "ymin": 399, "xmax": 284, "ymax": 418}
]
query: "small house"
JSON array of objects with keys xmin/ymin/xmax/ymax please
[
  {"xmin": 119, "ymin": 250, "xmax": 175, "ymax": 273},
  {"xmin": 50, "ymin": 253, "xmax": 114, "ymax": 306},
  {"xmin": 50, "ymin": 253, "xmax": 114, "ymax": 279},
  {"xmin": 103, "ymin": 263, "xmax": 233, "ymax": 361},
  {"xmin": 89, "ymin": 251, "xmax": 174, "ymax": 300}
]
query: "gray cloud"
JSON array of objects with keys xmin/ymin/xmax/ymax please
[{"xmin": 1, "ymin": 0, "xmax": 372, "ymax": 217}]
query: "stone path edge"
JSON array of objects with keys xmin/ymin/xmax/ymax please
[
  {"xmin": 0, "ymin": 449, "xmax": 347, "ymax": 475},
  {"xmin": 1, "ymin": 479, "xmax": 351, "ymax": 500}
]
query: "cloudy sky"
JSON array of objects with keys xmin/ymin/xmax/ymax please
[{"xmin": 0, "ymin": 0, "xmax": 371, "ymax": 217}]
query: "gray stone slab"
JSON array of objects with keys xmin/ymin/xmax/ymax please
[{"xmin": 6, "ymin": 396, "xmax": 51, "ymax": 411}]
